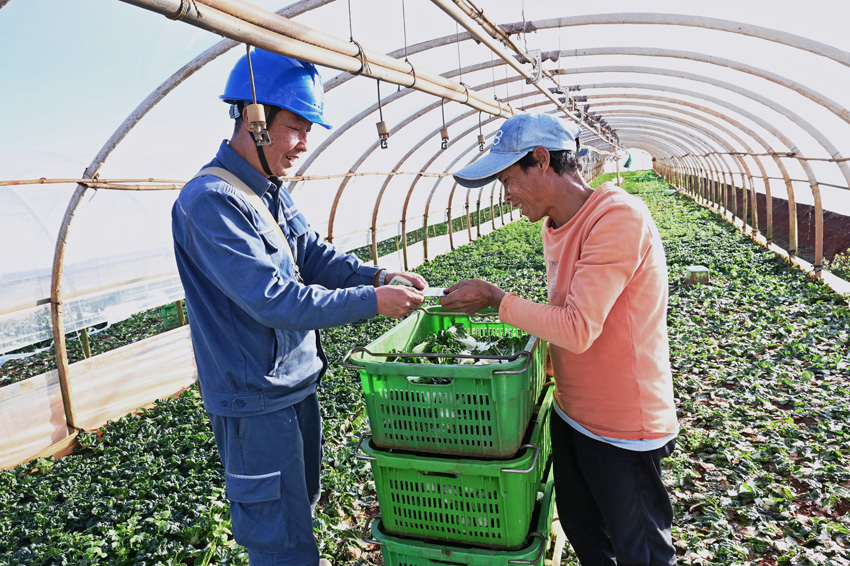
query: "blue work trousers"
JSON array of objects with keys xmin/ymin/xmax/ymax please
[
  {"xmin": 210, "ymin": 393, "xmax": 323, "ymax": 566},
  {"xmin": 551, "ymin": 413, "xmax": 677, "ymax": 566}
]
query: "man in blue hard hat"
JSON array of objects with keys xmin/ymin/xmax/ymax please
[{"xmin": 172, "ymin": 48, "xmax": 425, "ymax": 566}]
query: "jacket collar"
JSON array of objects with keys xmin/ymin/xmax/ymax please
[
  {"xmin": 214, "ymin": 140, "xmax": 277, "ymax": 198},
  {"xmin": 214, "ymin": 140, "xmax": 309, "ymax": 238}
]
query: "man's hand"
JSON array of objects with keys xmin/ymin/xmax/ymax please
[
  {"xmin": 439, "ymin": 278, "xmax": 506, "ymax": 315},
  {"xmin": 384, "ymin": 271, "xmax": 427, "ymax": 290},
  {"xmin": 376, "ymin": 285, "xmax": 424, "ymax": 319}
]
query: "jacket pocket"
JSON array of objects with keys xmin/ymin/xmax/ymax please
[
  {"xmin": 259, "ymin": 230, "xmax": 299, "ymax": 281},
  {"xmin": 225, "ymin": 471, "xmax": 293, "ymax": 552}
]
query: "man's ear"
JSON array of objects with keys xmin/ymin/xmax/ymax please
[{"xmin": 533, "ymin": 146, "xmax": 551, "ymax": 170}]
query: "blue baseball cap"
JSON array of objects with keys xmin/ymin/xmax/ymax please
[{"xmin": 452, "ymin": 113, "xmax": 583, "ymax": 188}]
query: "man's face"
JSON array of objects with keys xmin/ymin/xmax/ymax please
[
  {"xmin": 498, "ymin": 162, "xmax": 545, "ymax": 223},
  {"xmin": 265, "ymin": 108, "xmax": 312, "ymax": 177}
]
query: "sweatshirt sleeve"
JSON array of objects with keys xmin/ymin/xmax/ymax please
[{"xmin": 500, "ymin": 201, "xmax": 654, "ymax": 353}]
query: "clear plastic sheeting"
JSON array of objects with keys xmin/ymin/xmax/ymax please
[
  {"xmin": 0, "ymin": 275, "xmax": 184, "ymax": 356},
  {"xmin": 1, "ymin": 0, "xmax": 849, "ymax": 360},
  {"xmin": 0, "ymin": 183, "xmax": 180, "ymax": 354}
]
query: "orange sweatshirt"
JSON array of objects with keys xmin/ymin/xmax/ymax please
[{"xmin": 500, "ymin": 183, "xmax": 678, "ymax": 440}]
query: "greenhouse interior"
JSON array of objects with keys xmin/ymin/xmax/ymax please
[{"xmin": 1, "ymin": 0, "xmax": 849, "ymax": 564}]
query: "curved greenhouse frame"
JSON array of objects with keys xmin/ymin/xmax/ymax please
[{"xmin": 1, "ymin": 2, "xmax": 849, "ymax": 552}]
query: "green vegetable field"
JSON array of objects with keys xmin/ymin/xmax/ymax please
[{"xmin": 1, "ymin": 170, "xmax": 848, "ymax": 565}]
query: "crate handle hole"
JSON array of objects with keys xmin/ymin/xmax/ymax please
[
  {"xmin": 420, "ymin": 470, "xmax": 461, "ymax": 479},
  {"xmin": 406, "ymin": 376, "xmax": 454, "ymax": 385}
]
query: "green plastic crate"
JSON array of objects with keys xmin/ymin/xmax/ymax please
[
  {"xmin": 345, "ymin": 306, "xmax": 548, "ymax": 458},
  {"xmin": 365, "ymin": 460, "xmax": 556, "ymax": 565},
  {"xmin": 160, "ymin": 300, "xmax": 185, "ymax": 330},
  {"xmin": 357, "ymin": 387, "xmax": 554, "ymax": 549}
]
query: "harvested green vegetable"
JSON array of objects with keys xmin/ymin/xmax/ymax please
[{"xmin": 388, "ymin": 323, "xmax": 528, "ymax": 365}]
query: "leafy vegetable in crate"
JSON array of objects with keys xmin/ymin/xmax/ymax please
[{"xmin": 389, "ymin": 323, "xmax": 528, "ymax": 365}]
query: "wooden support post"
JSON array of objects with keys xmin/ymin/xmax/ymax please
[
  {"xmin": 176, "ymin": 300, "xmax": 187, "ymax": 327},
  {"xmin": 79, "ymin": 327, "xmax": 92, "ymax": 359}
]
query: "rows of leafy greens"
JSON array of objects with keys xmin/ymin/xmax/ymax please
[
  {"xmin": 1, "ymin": 170, "xmax": 848, "ymax": 566},
  {"xmin": 826, "ymin": 250, "xmax": 850, "ymax": 282}
]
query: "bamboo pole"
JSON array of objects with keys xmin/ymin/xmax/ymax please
[
  {"xmin": 51, "ymin": 185, "xmax": 86, "ymax": 428},
  {"xmin": 430, "ymin": 0, "xmax": 619, "ymax": 152},
  {"xmin": 79, "ymin": 328, "xmax": 92, "ymax": 359},
  {"xmin": 0, "ymin": 178, "xmax": 185, "ymax": 187},
  {"xmin": 175, "ymin": 300, "xmax": 187, "ymax": 327},
  {"xmin": 404, "ymin": 119, "xmax": 489, "ymax": 265},
  {"xmin": 120, "ymin": 0, "xmax": 510, "ymax": 119}
]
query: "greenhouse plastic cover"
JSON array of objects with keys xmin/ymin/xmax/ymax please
[{"xmin": 1, "ymin": 0, "xmax": 849, "ymax": 356}]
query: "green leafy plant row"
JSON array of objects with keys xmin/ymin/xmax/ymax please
[{"xmin": 1, "ymin": 170, "xmax": 847, "ymax": 566}]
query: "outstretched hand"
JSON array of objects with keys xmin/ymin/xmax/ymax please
[
  {"xmin": 439, "ymin": 278, "xmax": 506, "ymax": 316},
  {"xmin": 376, "ymin": 284, "xmax": 424, "ymax": 319}
]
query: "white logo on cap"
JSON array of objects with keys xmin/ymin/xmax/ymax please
[{"xmin": 493, "ymin": 129, "xmax": 504, "ymax": 146}]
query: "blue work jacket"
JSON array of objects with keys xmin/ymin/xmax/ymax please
[{"xmin": 172, "ymin": 141, "xmax": 381, "ymax": 417}]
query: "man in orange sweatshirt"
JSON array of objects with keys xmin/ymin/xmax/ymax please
[{"xmin": 441, "ymin": 113, "xmax": 678, "ymax": 566}]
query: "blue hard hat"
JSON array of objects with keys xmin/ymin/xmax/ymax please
[{"xmin": 221, "ymin": 48, "xmax": 332, "ymax": 129}]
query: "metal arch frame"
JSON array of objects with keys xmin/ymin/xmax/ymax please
[
  {"xmin": 302, "ymin": 19, "xmax": 848, "ymax": 273},
  {"xmin": 580, "ymin": 93, "xmax": 795, "ymax": 245},
  {"xmin": 402, "ymin": 92, "xmax": 563, "ymax": 268},
  {"xmin": 605, "ymin": 117, "xmax": 749, "ymax": 217},
  {"xmin": 290, "ymin": 55, "xmax": 614, "ymax": 192},
  {"xmin": 587, "ymin": 101, "xmax": 773, "ymax": 231},
  {"xmin": 619, "ymin": 137, "xmax": 690, "ymax": 174},
  {"xmin": 609, "ymin": 119, "xmax": 739, "ymax": 188},
  {"xmin": 641, "ymin": 141, "xmax": 702, "ymax": 187},
  {"xmin": 348, "ymin": 41, "xmax": 849, "ymax": 164},
  {"xmin": 332, "ymin": 55, "xmax": 846, "ymax": 268},
  {"xmin": 424, "ymin": 131, "xmax": 506, "ymax": 262},
  {"xmin": 543, "ymin": 66, "xmax": 834, "ymax": 268},
  {"xmin": 579, "ymin": 106, "xmax": 735, "ymax": 198},
  {"xmin": 325, "ymin": 78, "xmax": 525, "ymax": 251},
  {"xmin": 399, "ymin": 117, "xmax": 498, "ymax": 269},
  {"xmin": 419, "ymin": 125, "xmax": 502, "ymax": 265},
  {"xmin": 546, "ymin": 65, "xmax": 850, "ymax": 188},
  {"xmin": 618, "ymin": 135, "xmax": 706, "ymax": 189},
  {"xmin": 559, "ymin": 47, "xmax": 850, "ymax": 127},
  {"xmin": 615, "ymin": 125, "xmax": 723, "ymax": 175},
  {"xmin": 496, "ymin": 13, "xmax": 850, "ymax": 69},
  {"xmin": 417, "ymin": 58, "xmax": 844, "ymax": 268},
  {"xmin": 324, "ymin": 91, "xmax": 497, "ymax": 251},
  {"xmin": 621, "ymin": 134, "xmax": 711, "ymax": 192},
  {"xmin": 327, "ymin": 99, "xmax": 446, "ymax": 244},
  {"xmin": 324, "ymin": 14, "xmax": 850, "ymax": 202},
  {"xmin": 572, "ymin": 82, "xmax": 806, "ymax": 251}
]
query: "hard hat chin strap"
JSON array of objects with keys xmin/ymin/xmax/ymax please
[
  {"xmin": 256, "ymin": 145, "xmax": 275, "ymax": 177},
  {"xmin": 253, "ymin": 106, "xmax": 279, "ymax": 177}
]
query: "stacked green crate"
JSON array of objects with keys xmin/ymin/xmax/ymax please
[
  {"xmin": 348, "ymin": 307, "xmax": 555, "ymax": 556},
  {"xmin": 364, "ymin": 461, "xmax": 557, "ymax": 566},
  {"xmin": 357, "ymin": 387, "xmax": 554, "ymax": 548},
  {"xmin": 346, "ymin": 306, "xmax": 548, "ymax": 458}
]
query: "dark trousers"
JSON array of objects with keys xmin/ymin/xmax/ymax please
[
  {"xmin": 550, "ymin": 413, "xmax": 677, "ymax": 566},
  {"xmin": 210, "ymin": 393, "xmax": 323, "ymax": 565}
]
